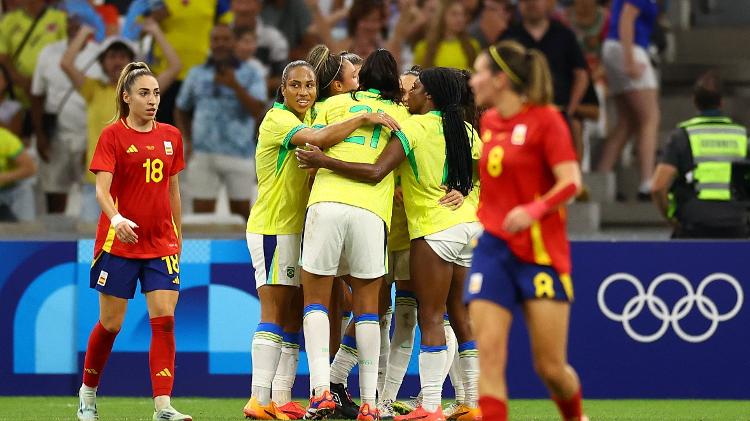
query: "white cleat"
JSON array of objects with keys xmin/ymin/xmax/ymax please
[
  {"xmin": 77, "ymin": 387, "xmax": 99, "ymax": 421},
  {"xmin": 378, "ymin": 398, "xmax": 395, "ymax": 420},
  {"xmin": 153, "ymin": 405, "xmax": 193, "ymax": 421}
]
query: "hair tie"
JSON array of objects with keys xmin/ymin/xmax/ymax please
[
  {"xmin": 489, "ymin": 45, "xmax": 522, "ymax": 85},
  {"xmin": 321, "ymin": 56, "xmax": 344, "ymax": 90}
]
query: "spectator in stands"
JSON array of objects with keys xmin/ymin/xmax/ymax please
[
  {"xmin": 31, "ymin": 13, "xmax": 103, "ymax": 215},
  {"xmin": 0, "ymin": 63, "xmax": 22, "ymax": 136},
  {"xmin": 175, "ymin": 24, "xmax": 267, "ymax": 220},
  {"xmin": 467, "ymin": 0, "xmax": 512, "ymax": 49},
  {"xmin": 234, "ymin": 26, "xmax": 269, "ymax": 82},
  {"xmin": 0, "ymin": 0, "xmax": 66, "ymax": 139},
  {"xmin": 651, "ymin": 72, "xmax": 749, "ymax": 239},
  {"xmin": 413, "ymin": 0, "xmax": 480, "ymax": 71},
  {"xmin": 567, "ymin": 0, "xmax": 609, "ymax": 81},
  {"xmin": 501, "ymin": 0, "xmax": 589, "ymax": 130},
  {"xmin": 0, "ymin": 127, "xmax": 36, "ymax": 221},
  {"xmin": 62, "ymin": 19, "xmax": 181, "ymax": 222},
  {"xmin": 149, "ymin": 0, "xmax": 230, "ymax": 125},
  {"xmin": 597, "ymin": 0, "xmax": 660, "ymax": 200},
  {"xmin": 261, "ymin": 0, "xmax": 319, "ymax": 60}
]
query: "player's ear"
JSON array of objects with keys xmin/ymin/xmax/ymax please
[
  {"xmin": 332, "ymin": 80, "xmax": 343, "ymax": 93},
  {"xmin": 122, "ymin": 90, "xmax": 130, "ymax": 104}
]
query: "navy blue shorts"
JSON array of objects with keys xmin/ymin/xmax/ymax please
[
  {"xmin": 464, "ymin": 232, "xmax": 573, "ymax": 309},
  {"xmin": 90, "ymin": 251, "xmax": 181, "ymax": 299}
]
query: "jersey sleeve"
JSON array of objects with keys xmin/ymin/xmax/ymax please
[
  {"xmin": 541, "ymin": 109, "xmax": 578, "ymax": 167},
  {"xmin": 170, "ymin": 130, "xmax": 186, "ymax": 176},
  {"xmin": 394, "ymin": 117, "xmax": 421, "ymax": 156},
  {"xmin": 0, "ymin": 128, "xmax": 23, "ymax": 159},
  {"xmin": 272, "ymin": 109, "xmax": 308, "ymax": 150},
  {"xmin": 89, "ymin": 126, "xmax": 117, "ymax": 174}
]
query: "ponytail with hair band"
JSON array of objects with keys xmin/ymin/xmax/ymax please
[{"xmin": 321, "ymin": 56, "xmax": 344, "ymax": 90}]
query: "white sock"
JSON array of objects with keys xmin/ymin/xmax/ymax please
[
  {"xmin": 377, "ymin": 307, "xmax": 393, "ymax": 398},
  {"xmin": 355, "ymin": 313, "xmax": 380, "ymax": 406},
  {"xmin": 341, "ymin": 311, "xmax": 352, "ymax": 340},
  {"xmin": 154, "ymin": 395, "xmax": 170, "ymax": 411},
  {"xmin": 448, "ymin": 341, "xmax": 465, "ymax": 404},
  {"xmin": 303, "ymin": 304, "xmax": 330, "ymax": 396},
  {"xmin": 458, "ymin": 341, "xmax": 479, "ymax": 408},
  {"xmin": 80, "ymin": 384, "xmax": 97, "ymax": 393},
  {"xmin": 443, "ymin": 319, "xmax": 457, "ymax": 381},
  {"xmin": 79, "ymin": 385, "xmax": 97, "ymax": 406},
  {"xmin": 382, "ymin": 292, "xmax": 417, "ymax": 401},
  {"xmin": 419, "ymin": 345, "xmax": 447, "ymax": 412},
  {"xmin": 330, "ymin": 334, "xmax": 358, "ymax": 386},
  {"xmin": 251, "ymin": 323, "xmax": 283, "ymax": 405},
  {"xmin": 272, "ymin": 332, "xmax": 300, "ymax": 405}
]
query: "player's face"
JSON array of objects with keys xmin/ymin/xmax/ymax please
[
  {"xmin": 470, "ymin": 53, "xmax": 501, "ymax": 108},
  {"xmin": 444, "ymin": 2, "xmax": 468, "ymax": 36},
  {"xmin": 406, "ymin": 78, "xmax": 429, "ymax": 114},
  {"xmin": 124, "ymin": 75, "xmax": 160, "ymax": 121},
  {"xmin": 282, "ymin": 67, "xmax": 317, "ymax": 117},
  {"xmin": 337, "ymin": 59, "xmax": 360, "ymax": 93},
  {"xmin": 103, "ymin": 51, "xmax": 132, "ymax": 83},
  {"xmin": 399, "ymin": 73, "xmax": 418, "ymax": 103}
]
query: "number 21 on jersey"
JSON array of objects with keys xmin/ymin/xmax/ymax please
[{"xmin": 344, "ymin": 105, "xmax": 384, "ymax": 148}]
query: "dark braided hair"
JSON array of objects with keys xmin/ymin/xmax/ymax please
[
  {"xmin": 355, "ymin": 49, "xmax": 401, "ymax": 104},
  {"xmin": 419, "ymin": 67, "xmax": 473, "ymax": 196},
  {"xmin": 456, "ymin": 69, "xmax": 478, "ymax": 131}
]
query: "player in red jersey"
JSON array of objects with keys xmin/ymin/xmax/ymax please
[
  {"xmin": 77, "ymin": 62, "xmax": 191, "ymax": 421},
  {"xmin": 466, "ymin": 40, "xmax": 588, "ymax": 421}
]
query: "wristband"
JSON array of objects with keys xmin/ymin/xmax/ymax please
[
  {"xmin": 110, "ymin": 213, "xmax": 126, "ymax": 228},
  {"xmin": 523, "ymin": 200, "xmax": 548, "ymax": 221}
]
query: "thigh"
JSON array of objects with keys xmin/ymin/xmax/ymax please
[
  {"xmin": 90, "ymin": 252, "xmax": 141, "ymax": 299},
  {"xmin": 410, "ymin": 239, "xmax": 452, "ymax": 315},
  {"xmin": 522, "ymin": 299, "xmax": 571, "ymax": 368},
  {"xmin": 141, "ymin": 254, "xmax": 181, "ymax": 295},
  {"xmin": 185, "ymin": 152, "xmax": 220, "ymax": 200},
  {"xmin": 349, "ymin": 276, "xmax": 383, "ymax": 315},
  {"xmin": 247, "ymin": 232, "xmax": 302, "ymax": 289},
  {"xmin": 98, "ymin": 292, "xmax": 129, "ymax": 331},
  {"xmin": 343, "ymin": 206, "xmax": 388, "ymax": 279},
  {"xmin": 219, "ymin": 154, "xmax": 256, "ymax": 201},
  {"xmin": 145, "ymin": 289, "xmax": 180, "ymax": 318},
  {"xmin": 623, "ymin": 89, "xmax": 660, "ymax": 122},
  {"xmin": 300, "ymin": 202, "xmax": 347, "ymax": 276}
]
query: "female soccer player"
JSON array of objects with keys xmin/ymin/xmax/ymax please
[
  {"xmin": 77, "ymin": 62, "xmax": 190, "ymax": 421},
  {"xmin": 242, "ymin": 60, "xmax": 400, "ymax": 420},
  {"xmin": 297, "ymin": 49, "xmax": 410, "ymax": 421},
  {"xmin": 297, "ymin": 66, "xmax": 479, "ymax": 421},
  {"xmin": 466, "ymin": 40, "xmax": 587, "ymax": 421}
]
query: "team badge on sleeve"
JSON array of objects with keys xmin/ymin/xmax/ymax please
[{"xmin": 164, "ymin": 141, "xmax": 174, "ymax": 155}]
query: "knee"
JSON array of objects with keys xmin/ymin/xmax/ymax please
[
  {"xmin": 533, "ymin": 356, "xmax": 567, "ymax": 385},
  {"xmin": 99, "ymin": 315, "xmax": 124, "ymax": 333},
  {"xmin": 417, "ymin": 307, "xmax": 444, "ymax": 331}
]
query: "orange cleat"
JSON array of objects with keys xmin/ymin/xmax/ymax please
[
  {"xmin": 357, "ymin": 403, "xmax": 381, "ymax": 421},
  {"xmin": 394, "ymin": 405, "xmax": 445, "ymax": 421},
  {"xmin": 445, "ymin": 404, "xmax": 481, "ymax": 421},
  {"xmin": 243, "ymin": 397, "xmax": 290, "ymax": 420},
  {"xmin": 304, "ymin": 390, "xmax": 337, "ymax": 419},
  {"xmin": 279, "ymin": 401, "xmax": 307, "ymax": 420}
]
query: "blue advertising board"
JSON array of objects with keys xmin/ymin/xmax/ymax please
[{"xmin": 0, "ymin": 240, "xmax": 747, "ymax": 398}]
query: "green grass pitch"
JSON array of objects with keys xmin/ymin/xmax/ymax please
[{"xmin": 0, "ymin": 397, "xmax": 748, "ymax": 420}]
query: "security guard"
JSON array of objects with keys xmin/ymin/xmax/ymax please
[{"xmin": 651, "ymin": 71, "xmax": 749, "ymax": 238}]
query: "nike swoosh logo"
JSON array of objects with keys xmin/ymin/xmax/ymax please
[{"xmin": 265, "ymin": 409, "xmax": 276, "ymax": 417}]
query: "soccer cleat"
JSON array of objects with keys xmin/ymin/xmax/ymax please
[
  {"xmin": 392, "ymin": 395, "xmax": 420, "ymax": 416},
  {"xmin": 279, "ymin": 401, "xmax": 307, "ymax": 419},
  {"xmin": 445, "ymin": 404, "xmax": 481, "ymax": 421},
  {"xmin": 304, "ymin": 390, "xmax": 337, "ymax": 419},
  {"xmin": 243, "ymin": 396, "xmax": 290, "ymax": 420},
  {"xmin": 153, "ymin": 405, "xmax": 193, "ymax": 421},
  {"xmin": 330, "ymin": 382, "xmax": 359, "ymax": 419},
  {"xmin": 357, "ymin": 403, "xmax": 381, "ymax": 421},
  {"xmin": 377, "ymin": 399, "xmax": 395, "ymax": 421},
  {"xmin": 77, "ymin": 386, "xmax": 99, "ymax": 421},
  {"xmin": 394, "ymin": 405, "xmax": 445, "ymax": 421}
]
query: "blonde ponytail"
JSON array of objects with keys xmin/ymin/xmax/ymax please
[
  {"xmin": 487, "ymin": 41, "xmax": 554, "ymax": 106},
  {"xmin": 525, "ymin": 49, "xmax": 553, "ymax": 105},
  {"xmin": 113, "ymin": 61, "xmax": 155, "ymax": 121}
]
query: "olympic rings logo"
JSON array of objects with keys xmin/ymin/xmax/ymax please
[{"xmin": 597, "ymin": 272, "xmax": 743, "ymax": 343}]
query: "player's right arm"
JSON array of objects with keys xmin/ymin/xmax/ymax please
[
  {"xmin": 290, "ymin": 112, "xmax": 400, "ymax": 149},
  {"xmin": 60, "ymin": 25, "xmax": 93, "ymax": 91},
  {"xmin": 95, "ymin": 171, "xmax": 139, "ymax": 244}
]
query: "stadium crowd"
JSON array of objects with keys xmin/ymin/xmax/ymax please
[{"xmin": 0, "ymin": 0, "xmax": 670, "ymax": 223}]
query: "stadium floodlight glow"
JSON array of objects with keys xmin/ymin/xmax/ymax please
[{"xmin": 597, "ymin": 272, "xmax": 744, "ymax": 343}]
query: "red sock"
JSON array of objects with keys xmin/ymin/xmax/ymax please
[
  {"xmin": 149, "ymin": 316, "xmax": 176, "ymax": 397},
  {"xmin": 479, "ymin": 396, "xmax": 508, "ymax": 421},
  {"xmin": 552, "ymin": 387, "xmax": 584, "ymax": 420},
  {"xmin": 82, "ymin": 322, "xmax": 119, "ymax": 387}
]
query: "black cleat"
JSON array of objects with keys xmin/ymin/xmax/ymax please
[{"xmin": 330, "ymin": 382, "xmax": 360, "ymax": 419}]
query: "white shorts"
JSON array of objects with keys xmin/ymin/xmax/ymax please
[
  {"xmin": 301, "ymin": 202, "xmax": 388, "ymax": 279},
  {"xmin": 424, "ymin": 222, "xmax": 482, "ymax": 267},
  {"xmin": 602, "ymin": 39, "xmax": 658, "ymax": 95},
  {"xmin": 386, "ymin": 249, "xmax": 410, "ymax": 284},
  {"xmin": 39, "ymin": 136, "xmax": 85, "ymax": 193},
  {"xmin": 246, "ymin": 232, "xmax": 301, "ymax": 289},
  {"xmin": 185, "ymin": 151, "xmax": 256, "ymax": 201}
]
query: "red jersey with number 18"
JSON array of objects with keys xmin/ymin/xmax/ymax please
[
  {"xmin": 477, "ymin": 105, "xmax": 577, "ymax": 274},
  {"xmin": 89, "ymin": 120, "xmax": 185, "ymax": 259}
]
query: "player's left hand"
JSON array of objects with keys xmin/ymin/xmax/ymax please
[
  {"xmin": 502, "ymin": 205, "xmax": 533, "ymax": 233},
  {"xmin": 439, "ymin": 185, "xmax": 464, "ymax": 209},
  {"xmin": 296, "ymin": 143, "xmax": 327, "ymax": 169}
]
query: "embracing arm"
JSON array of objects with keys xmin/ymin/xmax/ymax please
[
  {"xmin": 291, "ymin": 112, "xmax": 400, "ymax": 149},
  {"xmin": 296, "ymin": 135, "xmax": 406, "ymax": 182}
]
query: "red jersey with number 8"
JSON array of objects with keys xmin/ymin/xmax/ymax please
[
  {"xmin": 477, "ymin": 105, "xmax": 577, "ymax": 274},
  {"xmin": 90, "ymin": 120, "xmax": 185, "ymax": 259}
]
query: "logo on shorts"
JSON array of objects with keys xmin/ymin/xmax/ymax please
[
  {"xmin": 286, "ymin": 267, "xmax": 295, "ymax": 279},
  {"xmin": 468, "ymin": 273, "xmax": 483, "ymax": 294},
  {"xmin": 164, "ymin": 141, "xmax": 174, "ymax": 155},
  {"xmin": 126, "ymin": 144, "xmax": 138, "ymax": 153},
  {"xmin": 511, "ymin": 124, "xmax": 527, "ymax": 145},
  {"xmin": 97, "ymin": 270, "xmax": 109, "ymax": 286},
  {"xmin": 172, "ymin": 276, "xmax": 180, "ymax": 285}
]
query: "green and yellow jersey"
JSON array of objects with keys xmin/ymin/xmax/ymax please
[
  {"xmin": 466, "ymin": 124, "xmax": 482, "ymax": 209},
  {"xmin": 309, "ymin": 89, "xmax": 410, "ymax": 228},
  {"xmin": 388, "ymin": 172, "xmax": 411, "ymax": 252},
  {"xmin": 395, "ymin": 111, "xmax": 479, "ymax": 239},
  {"xmin": 246, "ymin": 103, "xmax": 311, "ymax": 235}
]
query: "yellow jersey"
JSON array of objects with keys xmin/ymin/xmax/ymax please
[
  {"xmin": 0, "ymin": 8, "xmax": 66, "ymax": 78},
  {"xmin": 247, "ymin": 103, "xmax": 311, "ymax": 234},
  {"xmin": 0, "ymin": 127, "xmax": 23, "ymax": 177},
  {"xmin": 388, "ymin": 173, "xmax": 410, "ymax": 252},
  {"xmin": 309, "ymin": 89, "xmax": 410, "ymax": 228},
  {"xmin": 81, "ymin": 78, "xmax": 116, "ymax": 184},
  {"xmin": 396, "ymin": 111, "xmax": 478, "ymax": 239},
  {"xmin": 466, "ymin": 123, "xmax": 482, "ymax": 209},
  {"xmin": 413, "ymin": 38, "xmax": 480, "ymax": 72}
]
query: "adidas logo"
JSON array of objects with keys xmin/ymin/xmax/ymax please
[
  {"xmin": 84, "ymin": 368, "xmax": 98, "ymax": 374},
  {"xmin": 155, "ymin": 368, "xmax": 172, "ymax": 377},
  {"xmin": 126, "ymin": 145, "xmax": 138, "ymax": 153},
  {"xmin": 172, "ymin": 277, "xmax": 180, "ymax": 285}
]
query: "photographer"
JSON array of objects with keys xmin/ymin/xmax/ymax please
[{"xmin": 651, "ymin": 71, "xmax": 749, "ymax": 239}]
